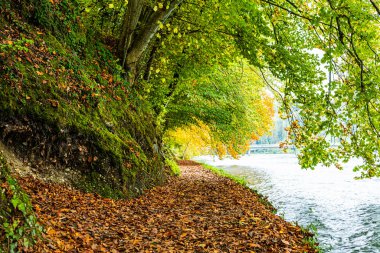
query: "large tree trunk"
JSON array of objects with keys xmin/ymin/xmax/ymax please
[
  {"xmin": 117, "ymin": 0, "xmax": 184, "ymax": 84},
  {"xmin": 117, "ymin": 0, "xmax": 143, "ymax": 70}
]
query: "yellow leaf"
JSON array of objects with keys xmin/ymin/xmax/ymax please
[
  {"xmin": 47, "ymin": 228, "xmax": 56, "ymax": 235},
  {"xmin": 249, "ymin": 243, "xmax": 262, "ymax": 248},
  {"xmin": 132, "ymin": 239, "xmax": 141, "ymax": 245}
]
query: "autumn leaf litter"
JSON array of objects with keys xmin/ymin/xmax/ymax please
[{"xmin": 17, "ymin": 162, "xmax": 317, "ymax": 252}]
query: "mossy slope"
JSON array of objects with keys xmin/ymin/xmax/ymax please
[{"xmin": 0, "ymin": 1, "xmax": 169, "ymax": 198}]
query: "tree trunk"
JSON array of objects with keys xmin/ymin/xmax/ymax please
[
  {"xmin": 117, "ymin": 0, "xmax": 184, "ymax": 84},
  {"xmin": 117, "ymin": 0, "xmax": 143, "ymax": 69}
]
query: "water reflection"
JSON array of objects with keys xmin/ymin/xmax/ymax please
[{"xmin": 197, "ymin": 154, "xmax": 380, "ymax": 253}]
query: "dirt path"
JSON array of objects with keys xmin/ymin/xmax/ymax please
[{"xmin": 18, "ymin": 162, "xmax": 317, "ymax": 252}]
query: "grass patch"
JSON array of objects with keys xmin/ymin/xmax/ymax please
[
  {"xmin": 200, "ymin": 163, "xmax": 276, "ymax": 213},
  {"xmin": 300, "ymin": 223, "xmax": 323, "ymax": 252},
  {"xmin": 201, "ymin": 163, "xmax": 248, "ymax": 186}
]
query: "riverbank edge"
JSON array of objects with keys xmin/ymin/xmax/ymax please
[{"xmin": 197, "ymin": 161, "xmax": 322, "ymax": 252}]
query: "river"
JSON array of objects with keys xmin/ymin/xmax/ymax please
[{"xmin": 196, "ymin": 154, "xmax": 380, "ymax": 253}]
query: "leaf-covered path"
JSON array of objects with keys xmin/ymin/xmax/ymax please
[{"xmin": 19, "ymin": 162, "xmax": 317, "ymax": 252}]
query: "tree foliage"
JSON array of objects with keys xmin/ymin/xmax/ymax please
[
  {"xmin": 164, "ymin": 61, "xmax": 274, "ymax": 158},
  {"xmin": 68, "ymin": 0, "xmax": 380, "ymax": 176},
  {"xmin": 165, "ymin": 120, "xmax": 212, "ymax": 159},
  {"xmin": 253, "ymin": 0, "xmax": 380, "ymax": 177},
  {"xmin": 3, "ymin": 0, "xmax": 380, "ymax": 175}
]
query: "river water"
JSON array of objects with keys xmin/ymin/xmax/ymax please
[{"xmin": 196, "ymin": 154, "xmax": 380, "ymax": 253}]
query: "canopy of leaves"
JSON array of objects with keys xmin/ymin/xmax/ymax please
[
  {"xmin": 164, "ymin": 61, "xmax": 274, "ymax": 158},
  {"xmin": 3, "ymin": 0, "xmax": 380, "ymax": 176},
  {"xmin": 137, "ymin": 0, "xmax": 380, "ymax": 176},
  {"xmin": 165, "ymin": 121, "xmax": 212, "ymax": 159},
  {"xmin": 49, "ymin": 0, "xmax": 380, "ymax": 176},
  {"xmin": 249, "ymin": 0, "xmax": 380, "ymax": 177}
]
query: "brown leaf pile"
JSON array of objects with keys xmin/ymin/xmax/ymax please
[{"xmin": 17, "ymin": 164, "xmax": 317, "ymax": 252}]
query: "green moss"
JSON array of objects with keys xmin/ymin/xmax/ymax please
[
  {"xmin": 73, "ymin": 171, "xmax": 125, "ymax": 199},
  {"xmin": 0, "ymin": 5, "xmax": 168, "ymax": 198}
]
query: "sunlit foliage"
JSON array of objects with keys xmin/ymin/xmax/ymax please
[
  {"xmin": 4, "ymin": 0, "xmax": 380, "ymax": 175},
  {"xmin": 165, "ymin": 60, "xmax": 274, "ymax": 159}
]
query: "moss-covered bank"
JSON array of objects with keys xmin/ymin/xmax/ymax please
[{"xmin": 0, "ymin": 0, "xmax": 171, "ymax": 198}]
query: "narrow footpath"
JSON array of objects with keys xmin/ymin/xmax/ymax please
[{"xmin": 18, "ymin": 161, "xmax": 317, "ymax": 252}]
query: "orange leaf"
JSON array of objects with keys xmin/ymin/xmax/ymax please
[
  {"xmin": 249, "ymin": 243, "xmax": 262, "ymax": 248},
  {"xmin": 47, "ymin": 228, "xmax": 56, "ymax": 235}
]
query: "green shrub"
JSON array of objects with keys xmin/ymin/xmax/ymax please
[{"xmin": 0, "ymin": 154, "xmax": 43, "ymax": 252}]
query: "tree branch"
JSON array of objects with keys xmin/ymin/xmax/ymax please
[
  {"xmin": 125, "ymin": 0, "xmax": 184, "ymax": 79},
  {"xmin": 369, "ymin": 0, "xmax": 380, "ymax": 15}
]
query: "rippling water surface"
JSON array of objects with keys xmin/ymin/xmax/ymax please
[{"xmin": 196, "ymin": 154, "xmax": 380, "ymax": 253}]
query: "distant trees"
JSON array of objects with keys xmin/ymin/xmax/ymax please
[{"xmin": 256, "ymin": 117, "xmax": 288, "ymax": 145}]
